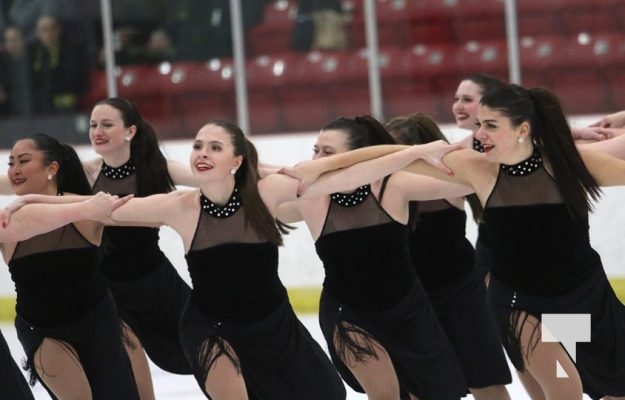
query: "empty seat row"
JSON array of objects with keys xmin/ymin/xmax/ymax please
[{"xmin": 83, "ymin": 32, "xmax": 625, "ymax": 136}]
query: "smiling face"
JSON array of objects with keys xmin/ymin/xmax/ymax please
[
  {"xmin": 89, "ymin": 104, "xmax": 136, "ymax": 160},
  {"xmin": 190, "ymin": 123, "xmax": 242, "ymax": 182},
  {"xmin": 8, "ymin": 139, "xmax": 58, "ymax": 195},
  {"xmin": 452, "ymin": 80, "xmax": 484, "ymax": 132},
  {"xmin": 475, "ymin": 105, "xmax": 531, "ymax": 164},
  {"xmin": 312, "ymin": 129, "xmax": 351, "ymax": 160}
]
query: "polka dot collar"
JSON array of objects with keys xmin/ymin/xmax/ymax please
[
  {"xmin": 200, "ymin": 187, "xmax": 241, "ymax": 218},
  {"xmin": 331, "ymin": 185, "xmax": 370, "ymax": 207},
  {"xmin": 501, "ymin": 147, "xmax": 542, "ymax": 176},
  {"xmin": 101, "ymin": 160, "xmax": 135, "ymax": 180}
]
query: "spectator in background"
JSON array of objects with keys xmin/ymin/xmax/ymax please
[
  {"xmin": 0, "ymin": 25, "xmax": 32, "ymax": 116},
  {"xmin": 28, "ymin": 14, "xmax": 88, "ymax": 114},
  {"xmin": 290, "ymin": 0, "xmax": 347, "ymax": 52},
  {"xmin": 164, "ymin": 0, "xmax": 263, "ymax": 61},
  {"xmin": 111, "ymin": 25, "xmax": 151, "ymax": 65},
  {"xmin": 165, "ymin": 0, "xmax": 233, "ymax": 60},
  {"xmin": 144, "ymin": 28, "xmax": 176, "ymax": 63},
  {"xmin": 8, "ymin": 0, "xmax": 63, "ymax": 41}
]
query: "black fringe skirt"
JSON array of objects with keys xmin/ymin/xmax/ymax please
[
  {"xmin": 319, "ymin": 281, "xmax": 466, "ymax": 400},
  {"xmin": 179, "ymin": 297, "xmax": 346, "ymax": 400},
  {"xmin": 14, "ymin": 291, "xmax": 139, "ymax": 400},
  {"xmin": 489, "ymin": 267, "xmax": 625, "ymax": 400},
  {"xmin": 106, "ymin": 256, "xmax": 192, "ymax": 374},
  {"xmin": 428, "ymin": 267, "xmax": 512, "ymax": 389}
]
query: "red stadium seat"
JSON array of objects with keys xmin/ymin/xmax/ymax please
[
  {"xmin": 564, "ymin": 32, "xmax": 625, "ymax": 70},
  {"xmin": 329, "ymin": 50, "xmax": 373, "ymax": 118},
  {"xmin": 347, "ymin": 0, "xmax": 411, "ymax": 49},
  {"xmin": 518, "ymin": 34, "xmax": 567, "ymax": 87},
  {"xmin": 451, "ymin": 0, "xmax": 506, "ymax": 41},
  {"xmin": 408, "ymin": 0, "xmax": 455, "ymax": 44},
  {"xmin": 383, "ymin": 79, "xmax": 443, "ymax": 121},
  {"xmin": 516, "ymin": 0, "xmax": 562, "ymax": 37},
  {"xmin": 549, "ymin": 72, "xmax": 608, "ymax": 114},
  {"xmin": 165, "ymin": 60, "xmax": 234, "ymax": 95},
  {"xmin": 164, "ymin": 59, "xmax": 236, "ymax": 135},
  {"xmin": 246, "ymin": 0, "xmax": 295, "ymax": 56},
  {"xmin": 246, "ymin": 54, "xmax": 300, "ymax": 133},
  {"xmin": 454, "ymin": 40, "xmax": 508, "ymax": 77},
  {"xmin": 280, "ymin": 52, "xmax": 339, "ymax": 132},
  {"xmin": 405, "ymin": 43, "xmax": 457, "ymax": 80},
  {"xmin": 606, "ymin": 68, "xmax": 625, "ymax": 110},
  {"xmin": 378, "ymin": 47, "xmax": 441, "ymax": 119},
  {"xmin": 557, "ymin": 0, "xmax": 618, "ymax": 35}
]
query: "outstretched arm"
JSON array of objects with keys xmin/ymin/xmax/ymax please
[
  {"xmin": 299, "ymin": 141, "xmax": 460, "ymax": 198},
  {"xmin": 261, "ymin": 141, "xmax": 463, "ymax": 211},
  {"xmin": 0, "ymin": 193, "xmax": 129, "ymax": 242},
  {"xmin": 579, "ymin": 148, "xmax": 625, "ymax": 187},
  {"xmin": 578, "ymin": 130, "xmax": 625, "ymax": 160},
  {"xmin": 109, "ymin": 190, "xmax": 193, "ymax": 228},
  {"xmin": 280, "ymin": 144, "xmax": 410, "ymax": 191}
]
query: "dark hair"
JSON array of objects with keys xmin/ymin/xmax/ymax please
[
  {"xmin": 480, "ymin": 84, "xmax": 601, "ymax": 218},
  {"xmin": 322, "ymin": 115, "xmax": 396, "ymax": 150},
  {"xmin": 385, "ymin": 113, "xmax": 448, "ymax": 146},
  {"xmin": 94, "ymin": 97, "xmax": 174, "ymax": 196},
  {"xmin": 322, "ymin": 115, "xmax": 397, "ymax": 205},
  {"xmin": 26, "ymin": 133, "xmax": 91, "ymax": 195},
  {"xmin": 385, "ymin": 113, "xmax": 452, "ymax": 229},
  {"xmin": 462, "ymin": 73, "xmax": 505, "ymax": 97},
  {"xmin": 206, "ymin": 119, "xmax": 286, "ymax": 246}
]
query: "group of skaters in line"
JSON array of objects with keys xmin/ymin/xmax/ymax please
[{"xmin": 1, "ymin": 75, "xmax": 625, "ymax": 400}]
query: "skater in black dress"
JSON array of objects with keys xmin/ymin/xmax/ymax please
[
  {"xmin": 277, "ymin": 116, "xmax": 473, "ymax": 400},
  {"xmin": 2, "ymin": 133, "xmax": 139, "ymax": 399},
  {"xmin": 108, "ymin": 119, "xmax": 348, "ymax": 399},
  {"xmin": 84, "ymin": 97, "xmax": 193, "ymax": 399},
  {"xmin": 0, "ymin": 194, "xmax": 129, "ymax": 400},
  {"xmin": 384, "ymin": 113, "xmax": 512, "ymax": 400},
  {"xmin": 341, "ymin": 85, "xmax": 625, "ymax": 399},
  {"xmin": 451, "ymin": 74, "xmax": 506, "ymax": 284}
]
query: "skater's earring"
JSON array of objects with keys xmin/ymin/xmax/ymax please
[
  {"xmin": 47, "ymin": 174, "xmax": 53, "ymax": 180},
  {"xmin": 517, "ymin": 136, "xmax": 525, "ymax": 144},
  {"xmin": 230, "ymin": 168, "xmax": 237, "ymax": 175}
]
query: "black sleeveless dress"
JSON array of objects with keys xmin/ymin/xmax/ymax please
[
  {"xmin": 315, "ymin": 184, "xmax": 466, "ymax": 400},
  {"xmin": 180, "ymin": 188, "xmax": 346, "ymax": 400},
  {"xmin": 410, "ymin": 199, "xmax": 511, "ymax": 389},
  {"xmin": 9, "ymin": 223, "xmax": 139, "ymax": 399},
  {"xmin": 484, "ymin": 149, "xmax": 625, "ymax": 399},
  {"xmin": 93, "ymin": 160, "xmax": 192, "ymax": 374}
]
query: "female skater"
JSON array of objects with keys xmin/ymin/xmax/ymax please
[
  {"xmin": 2, "ymin": 133, "xmax": 139, "ymax": 399},
  {"xmin": 384, "ymin": 112, "xmax": 511, "ymax": 400}
]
